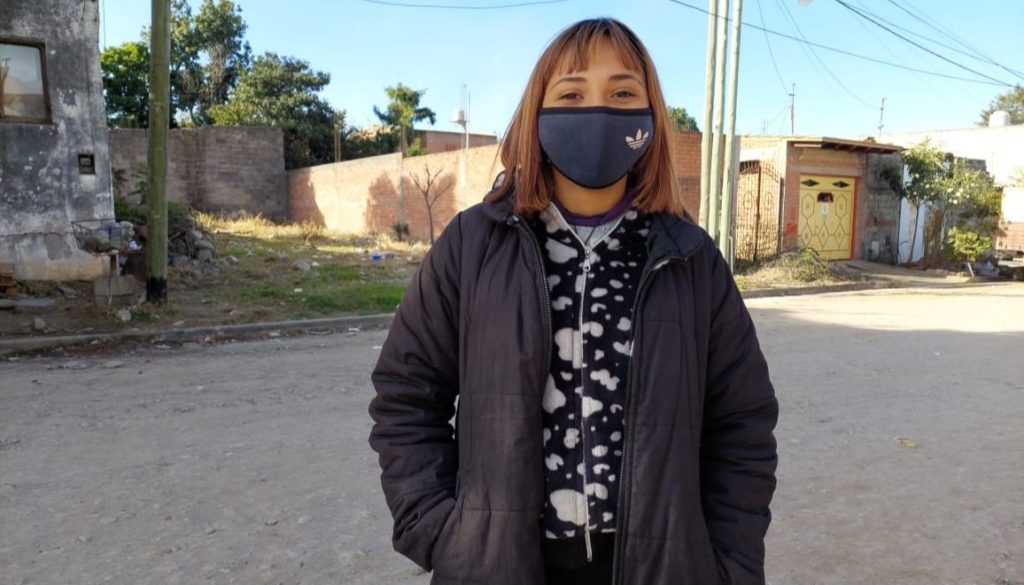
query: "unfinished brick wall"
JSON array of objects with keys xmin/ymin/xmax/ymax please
[
  {"xmin": 109, "ymin": 127, "xmax": 288, "ymax": 218},
  {"xmin": 671, "ymin": 131, "xmax": 702, "ymax": 217},
  {"xmin": 289, "ymin": 131, "xmax": 702, "ymax": 240}
]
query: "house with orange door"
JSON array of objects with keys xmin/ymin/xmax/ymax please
[{"xmin": 735, "ymin": 136, "xmax": 904, "ymax": 263}]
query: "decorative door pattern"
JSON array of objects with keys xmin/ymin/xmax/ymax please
[{"xmin": 798, "ymin": 175, "xmax": 855, "ymax": 260}]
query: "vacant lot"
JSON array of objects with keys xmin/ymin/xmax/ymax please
[{"xmin": 1, "ymin": 285, "xmax": 1022, "ymax": 584}]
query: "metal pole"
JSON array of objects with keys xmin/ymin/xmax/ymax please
[
  {"xmin": 146, "ymin": 0, "xmax": 170, "ymax": 303},
  {"xmin": 707, "ymin": 0, "xmax": 729, "ymax": 244},
  {"xmin": 698, "ymin": 0, "xmax": 718, "ymax": 229},
  {"xmin": 719, "ymin": 0, "xmax": 743, "ymax": 261}
]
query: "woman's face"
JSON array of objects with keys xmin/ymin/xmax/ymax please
[{"xmin": 541, "ymin": 39, "xmax": 650, "ymax": 110}]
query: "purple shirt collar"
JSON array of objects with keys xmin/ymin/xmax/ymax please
[{"xmin": 552, "ymin": 189, "xmax": 636, "ymax": 227}]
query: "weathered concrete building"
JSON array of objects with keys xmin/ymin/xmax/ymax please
[{"xmin": 1, "ymin": 0, "xmax": 112, "ymax": 280}]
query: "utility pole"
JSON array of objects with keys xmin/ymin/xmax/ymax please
[
  {"xmin": 698, "ymin": 0, "xmax": 718, "ymax": 229},
  {"xmin": 707, "ymin": 0, "xmax": 729, "ymax": 242},
  {"xmin": 877, "ymin": 97, "xmax": 886, "ymax": 139},
  {"xmin": 719, "ymin": 0, "xmax": 743, "ymax": 261},
  {"xmin": 333, "ymin": 111, "xmax": 341, "ymax": 162},
  {"xmin": 146, "ymin": 0, "xmax": 170, "ymax": 304},
  {"xmin": 789, "ymin": 83, "xmax": 796, "ymax": 135}
]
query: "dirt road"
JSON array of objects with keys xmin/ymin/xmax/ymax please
[{"xmin": 1, "ymin": 285, "xmax": 1022, "ymax": 585}]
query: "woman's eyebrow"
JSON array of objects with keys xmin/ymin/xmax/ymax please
[
  {"xmin": 608, "ymin": 72, "xmax": 643, "ymax": 83},
  {"xmin": 552, "ymin": 75, "xmax": 587, "ymax": 88}
]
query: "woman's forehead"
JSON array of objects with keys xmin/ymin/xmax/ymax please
[{"xmin": 551, "ymin": 39, "xmax": 644, "ymax": 79}]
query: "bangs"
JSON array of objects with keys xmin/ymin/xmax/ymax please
[{"xmin": 547, "ymin": 20, "xmax": 646, "ymax": 81}]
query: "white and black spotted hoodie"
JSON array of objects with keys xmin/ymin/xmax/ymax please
[{"xmin": 528, "ymin": 200, "xmax": 652, "ymax": 543}]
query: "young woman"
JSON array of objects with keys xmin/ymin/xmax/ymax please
[{"xmin": 369, "ymin": 18, "xmax": 778, "ymax": 585}]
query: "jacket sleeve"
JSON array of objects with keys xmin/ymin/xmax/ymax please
[
  {"xmin": 700, "ymin": 244, "xmax": 779, "ymax": 585},
  {"xmin": 368, "ymin": 213, "xmax": 463, "ymax": 571}
]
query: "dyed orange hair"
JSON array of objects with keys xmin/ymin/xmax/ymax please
[{"xmin": 488, "ymin": 18, "xmax": 683, "ymax": 216}]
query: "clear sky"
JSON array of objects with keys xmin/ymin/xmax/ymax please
[{"xmin": 98, "ymin": 0, "xmax": 1024, "ymax": 139}]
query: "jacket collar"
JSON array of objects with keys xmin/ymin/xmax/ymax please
[{"xmin": 482, "ymin": 189, "xmax": 706, "ymax": 264}]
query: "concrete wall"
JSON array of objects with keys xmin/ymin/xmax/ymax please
[
  {"xmin": 0, "ymin": 0, "xmax": 111, "ymax": 280},
  {"xmin": 109, "ymin": 126, "xmax": 287, "ymax": 218},
  {"xmin": 879, "ymin": 125, "xmax": 1024, "ymax": 187},
  {"xmin": 289, "ymin": 131, "xmax": 704, "ymax": 240},
  {"xmin": 998, "ymin": 186, "xmax": 1024, "ymax": 253},
  {"xmin": 861, "ymin": 153, "xmax": 903, "ymax": 261}
]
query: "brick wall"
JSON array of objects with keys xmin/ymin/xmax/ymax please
[
  {"xmin": 290, "ymin": 130, "xmax": 704, "ymax": 240},
  {"xmin": 415, "ymin": 129, "xmax": 498, "ymax": 154},
  {"xmin": 671, "ymin": 131, "xmax": 702, "ymax": 216},
  {"xmin": 109, "ymin": 126, "xmax": 288, "ymax": 218},
  {"xmin": 289, "ymin": 146, "xmax": 503, "ymax": 241}
]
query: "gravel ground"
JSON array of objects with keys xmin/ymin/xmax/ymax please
[{"xmin": 1, "ymin": 284, "xmax": 1022, "ymax": 585}]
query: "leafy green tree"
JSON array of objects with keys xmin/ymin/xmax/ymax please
[
  {"xmin": 208, "ymin": 53, "xmax": 335, "ymax": 169},
  {"xmin": 668, "ymin": 106, "xmax": 699, "ymax": 132},
  {"xmin": 979, "ymin": 85, "xmax": 1024, "ymax": 126},
  {"xmin": 342, "ymin": 124, "xmax": 399, "ymax": 160},
  {"xmin": 170, "ymin": 0, "xmax": 252, "ymax": 126},
  {"xmin": 947, "ymin": 227, "xmax": 992, "ymax": 275},
  {"xmin": 373, "ymin": 84, "xmax": 436, "ymax": 156},
  {"xmin": 100, "ymin": 41, "xmax": 150, "ymax": 128}
]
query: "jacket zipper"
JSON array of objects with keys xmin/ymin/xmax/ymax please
[
  {"xmin": 561, "ymin": 213, "xmax": 626, "ymax": 561},
  {"xmin": 610, "ymin": 255, "xmax": 683, "ymax": 585}
]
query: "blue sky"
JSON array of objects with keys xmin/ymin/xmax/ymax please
[{"xmin": 99, "ymin": 0, "xmax": 1024, "ymax": 139}]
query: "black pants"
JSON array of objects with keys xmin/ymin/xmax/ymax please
[
  {"xmin": 544, "ymin": 555, "xmax": 612, "ymax": 585},
  {"xmin": 543, "ymin": 533, "xmax": 614, "ymax": 585}
]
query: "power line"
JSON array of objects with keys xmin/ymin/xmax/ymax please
[
  {"xmin": 833, "ymin": 0, "xmax": 1016, "ymax": 87},
  {"xmin": 359, "ymin": 0, "xmax": 566, "ymax": 9},
  {"xmin": 754, "ymin": 0, "xmax": 788, "ymax": 97},
  {"xmin": 885, "ymin": 0, "xmax": 1024, "ymax": 80},
  {"xmin": 774, "ymin": 0, "xmax": 875, "ymax": 108},
  {"xmin": 846, "ymin": 0, "xmax": 965, "ymax": 106},
  {"xmin": 847, "ymin": 0, "xmax": 1024, "ymax": 82},
  {"xmin": 665, "ymin": 0, "xmax": 1008, "ymax": 87}
]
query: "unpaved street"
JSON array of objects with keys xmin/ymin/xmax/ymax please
[{"xmin": 1, "ymin": 285, "xmax": 1022, "ymax": 585}]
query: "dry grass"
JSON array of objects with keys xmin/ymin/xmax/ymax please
[
  {"xmin": 734, "ymin": 249, "xmax": 853, "ymax": 291},
  {"xmin": 191, "ymin": 211, "xmax": 431, "ymax": 256}
]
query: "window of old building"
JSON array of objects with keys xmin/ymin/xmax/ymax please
[{"xmin": 0, "ymin": 40, "xmax": 50, "ymax": 123}]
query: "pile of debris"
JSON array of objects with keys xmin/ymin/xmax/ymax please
[{"xmin": 169, "ymin": 228, "xmax": 222, "ymax": 278}]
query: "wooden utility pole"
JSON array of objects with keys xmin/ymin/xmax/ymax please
[
  {"xmin": 146, "ymin": 0, "xmax": 170, "ymax": 303},
  {"xmin": 719, "ymin": 0, "xmax": 743, "ymax": 263},
  {"xmin": 698, "ymin": 0, "xmax": 718, "ymax": 230},
  {"xmin": 706, "ymin": 0, "xmax": 729, "ymax": 242}
]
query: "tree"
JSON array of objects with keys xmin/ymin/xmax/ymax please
[
  {"xmin": 100, "ymin": 41, "xmax": 150, "ymax": 128},
  {"xmin": 170, "ymin": 0, "xmax": 252, "ymax": 126},
  {"xmin": 373, "ymin": 84, "xmax": 436, "ymax": 156},
  {"xmin": 889, "ymin": 139, "xmax": 948, "ymax": 263},
  {"xmin": 668, "ymin": 106, "xmax": 699, "ymax": 132},
  {"xmin": 409, "ymin": 164, "xmax": 453, "ymax": 244},
  {"xmin": 978, "ymin": 85, "xmax": 1024, "ymax": 126},
  {"xmin": 341, "ymin": 124, "xmax": 399, "ymax": 160},
  {"xmin": 208, "ymin": 53, "xmax": 335, "ymax": 169}
]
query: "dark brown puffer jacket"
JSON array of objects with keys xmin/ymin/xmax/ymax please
[{"xmin": 369, "ymin": 192, "xmax": 778, "ymax": 585}]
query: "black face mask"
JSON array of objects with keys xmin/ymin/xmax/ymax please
[{"xmin": 538, "ymin": 106, "xmax": 655, "ymax": 189}]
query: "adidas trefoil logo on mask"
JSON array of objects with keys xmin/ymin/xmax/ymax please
[{"xmin": 625, "ymin": 128, "xmax": 650, "ymax": 150}]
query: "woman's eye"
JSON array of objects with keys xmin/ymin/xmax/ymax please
[
  {"xmin": 614, "ymin": 90, "xmax": 636, "ymax": 99},
  {"xmin": 559, "ymin": 92, "xmax": 582, "ymax": 101}
]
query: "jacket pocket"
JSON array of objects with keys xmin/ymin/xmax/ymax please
[{"xmin": 430, "ymin": 489, "xmax": 462, "ymax": 576}]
